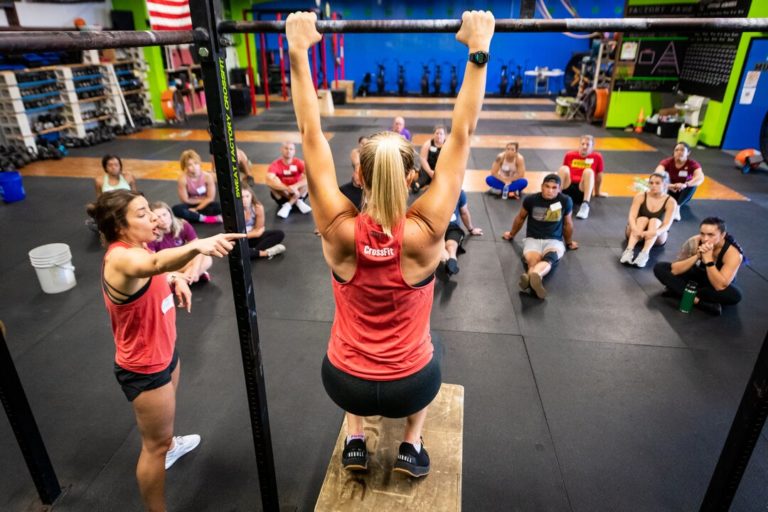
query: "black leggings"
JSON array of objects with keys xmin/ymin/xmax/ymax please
[
  {"xmin": 172, "ymin": 202, "xmax": 222, "ymax": 223},
  {"xmin": 321, "ymin": 334, "xmax": 443, "ymax": 418},
  {"xmin": 669, "ymin": 186, "xmax": 697, "ymax": 207},
  {"xmin": 653, "ymin": 262, "xmax": 742, "ymax": 305},
  {"xmin": 247, "ymin": 230, "xmax": 285, "ymax": 258}
]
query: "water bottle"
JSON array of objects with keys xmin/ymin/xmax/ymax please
[
  {"xmin": 679, "ymin": 281, "xmax": 697, "ymax": 313},
  {"xmin": 502, "ymin": 183, "xmax": 510, "ymax": 200}
]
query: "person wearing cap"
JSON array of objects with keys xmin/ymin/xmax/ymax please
[{"xmin": 502, "ymin": 173, "xmax": 578, "ymax": 298}]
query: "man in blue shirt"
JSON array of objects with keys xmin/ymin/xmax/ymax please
[
  {"xmin": 442, "ymin": 189, "xmax": 483, "ymax": 277},
  {"xmin": 502, "ymin": 174, "xmax": 578, "ymax": 298}
]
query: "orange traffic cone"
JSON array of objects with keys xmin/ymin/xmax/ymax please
[{"xmin": 634, "ymin": 107, "xmax": 645, "ymax": 133}]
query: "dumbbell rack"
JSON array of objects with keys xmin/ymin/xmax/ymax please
[
  {"xmin": 56, "ymin": 64, "xmax": 126, "ymax": 138},
  {"xmin": 0, "ymin": 69, "xmax": 69, "ymax": 151},
  {"xmin": 113, "ymin": 47, "xmax": 153, "ymax": 126}
]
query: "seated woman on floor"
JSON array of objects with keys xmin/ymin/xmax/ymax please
[
  {"xmin": 653, "ymin": 216, "xmax": 744, "ymax": 316},
  {"xmin": 173, "ymin": 149, "xmax": 223, "ymax": 224},
  {"xmin": 94, "ymin": 154, "xmax": 137, "ymax": 198},
  {"xmin": 241, "ymin": 186, "xmax": 286, "ymax": 260},
  {"xmin": 485, "ymin": 142, "xmax": 527, "ymax": 199},
  {"xmin": 148, "ymin": 201, "xmax": 212, "ymax": 284},
  {"xmin": 619, "ymin": 172, "xmax": 677, "ymax": 268}
]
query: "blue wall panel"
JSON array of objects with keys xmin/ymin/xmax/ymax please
[
  {"xmin": 252, "ymin": 0, "xmax": 624, "ymax": 94},
  {"xmin": 722, "ymin": 38, "xmax": 768, "ymax": 150}
]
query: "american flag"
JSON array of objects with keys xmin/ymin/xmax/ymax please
[{"xmin": 146, "ymin": 0, "xmax": 192, "ymax": 31}]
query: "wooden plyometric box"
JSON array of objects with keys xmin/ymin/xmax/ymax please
[
  {"xmin": 334, "ymin": 80, "xmax": 355, "ymax": 101},
  {"xmin": 315, "ymin": 383, "xmax": 463, "ymax": 511},
  {"xmin": 318, "ymin": 89, "xmax": 335, "ymax": 116}
]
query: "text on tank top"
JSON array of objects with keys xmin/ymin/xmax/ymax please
[
  {"xmin": 186, "ymin": 173, "xmax": 208, "ymax": 199},
  {"xmin": 327, "ymin": 214, "xmax": 434, "ymax": 381}
]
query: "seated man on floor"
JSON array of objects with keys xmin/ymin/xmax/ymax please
[
  {"xmin": 653, "ymin": 216, "xmax": 744, "ymax": 316},
  {"xmin": 503, "ymin": 173, "xmax": 578, "ymax": 299},
  {"xmin": 266, "ymin": 141, "xmax": 312, "ymax": 219},
  {"xmin": 485, "ymin": 141, "xmax": 528, "ymax": 199},
  {"xmin": 441, "ymin": 189, "xmax": 483, "ymax": 277},
  {"xmin": 391, "ymin": 115, "xmax": 412, "ymax": 142},
  {"xmin": 557, "ymin": 134, "xmax": 605, "ymax": 220},
  {"xmin": 654, "ymin": 142, "xmax": 705, "ymax": 221}
]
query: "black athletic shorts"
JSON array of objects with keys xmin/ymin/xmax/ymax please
[
  {"xmin": 321, "ymin": 334, "xmax": 443, "ymax": 418},
  {"xmin": 564, "ymin": 182, "xmax": 584, "ymax": 204},
  {"xmin": 445, "ymin": 223, "xmax": 465, "ymax": 245},
  {"xmin": 114, "ymin": 349, "xmax": 179, "ymax": 402}
]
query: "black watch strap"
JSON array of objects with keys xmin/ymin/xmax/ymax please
[
  {"xmin": 468, "ymin": 51, "xmax": 490, "ymax": 66},
  {"xmin": 704, "ymin": 261, "xmax": 716, "ymax": 267}
]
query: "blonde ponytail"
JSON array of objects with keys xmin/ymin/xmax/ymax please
[{"xmin": 359, "ymin": 132, "xmax": 414, "ymax": 237}]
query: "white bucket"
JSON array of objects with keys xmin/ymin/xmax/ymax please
[{"xmin": 28, "ymin": 243, "xmax": 77, "ymax": 294}]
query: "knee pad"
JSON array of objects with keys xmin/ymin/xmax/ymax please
[{"xmin": 542, "ymin": 251, "xmax": 559, "ymax": 266}]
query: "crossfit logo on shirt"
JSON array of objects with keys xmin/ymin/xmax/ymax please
[{"xmin": 363, "ymin": 245, "xmax": 394, "ymax": 257}]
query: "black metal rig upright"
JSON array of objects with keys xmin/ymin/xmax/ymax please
[{"xmin": 188, "ymin": 1, "xmax": 279, "ymax": 510}]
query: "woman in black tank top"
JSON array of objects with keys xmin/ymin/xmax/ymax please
[
  {"xmin": 620, "ymin": 172, "xmax": 677, "ymax": 268},
  {"xmin": 653, "ymin": 217, "xmax": 744, "ymax": 315}
]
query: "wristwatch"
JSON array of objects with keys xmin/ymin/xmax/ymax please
[
  {"xmin": 468, "ymin": 51, "xmax": 490, "ymax": 66},
  {"xmin": 703, "ymin": 261, "xmax": 715, "ymax": 267}
]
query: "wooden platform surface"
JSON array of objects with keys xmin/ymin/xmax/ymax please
[
  {"xmin": 412, "ymin": 134, "xmax": 656, "ymax": 151},
  {"xmin": 122, "ymin": 128, "xmax": 334, "ymax": 143},
  {"xmin": 348, "ymin": 97, "xmax": 554, "ymax": 106},
  {"xmin": 315, "ymin": 383, "xmax": 464, "ymax": 512},
  {"xmin": 20, "ymin": 158, "xmax": 747, "ymax": 201},
  {"xmin": 329, "ymin": 108, "xmax": 562, "ymax": 121}
]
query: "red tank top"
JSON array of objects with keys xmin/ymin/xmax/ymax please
[
  {"xmin": 328, "ymin": 214, "xmax": 434, "ymax": 381},
  {"xmin": 102, "ymin": 242, "xmax": 176, "ymax": 374}
]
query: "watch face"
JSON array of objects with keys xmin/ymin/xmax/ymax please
[{"xmin": 470, "ymin": 52, "xmax": 489, "ymax": 65}]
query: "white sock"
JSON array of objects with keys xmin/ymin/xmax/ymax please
[
  {"xmin": 346, "ymin": 434, "xmax": 365, "ymax": 444},
  {"xmin": 410, "ymin": 442, "xmax": 421, "ymax": 453}
]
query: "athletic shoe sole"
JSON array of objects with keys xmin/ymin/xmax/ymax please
[
  {"xmin": 393, "ymin": 464, "xmax": 430, "ymax": 478},
  {"xmin": 529, "ymin": 272, "xmax": 547, "ymax": 299},
  {"xmin": 518, "ymin": 273, "xmax": 530, "ymax": 291}
]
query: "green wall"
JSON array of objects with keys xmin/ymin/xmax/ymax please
[
  {"xmin": 607, "ymin": 2, "xmax": 768, "ymax": 146},
  {"xmin": 111, "ymin": 0, "xmax": 167, "ymax": 121}
]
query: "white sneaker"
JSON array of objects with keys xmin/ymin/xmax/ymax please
[
  {"xmin": 277, "ymin": 203, "xmax": 292, "ymax": 219},
  {"xmin": 576, "ymin": 202, "xmax": 590, "ymax": 219},
  {"xmin": 265, "ymin": 244, "xmax": 286, "ymax": 259},
  {"xmin": 634, "ymin": 251, "xmax": 650, "ymax": 268},
  {"xmin": 673, "ymin": 206, "xmax": 681, "ymax": 222},
  {"xmin": 619, "ymin": 248, "xmax": 635, "ymax": 264},
  {"xmin": 165, "ymin": 434, "xmax": 201, "ymax": 470},
  {"xmin": 295, "ymin": 198, "xmax": 312, "ymax": 214}
]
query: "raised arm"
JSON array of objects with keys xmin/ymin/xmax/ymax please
[
  {"xmin": 286, "ymin": 12, "xmax": 354, "ymax": 233},
  {"xmin": 408, "ymin": 11, "xmax": 495, "ymax": 239}
]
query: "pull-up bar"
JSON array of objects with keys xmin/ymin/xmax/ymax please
[
  {"xmin": 219, "ymin": 17, "xmax": 768, "ymax": 34},
  {"xmin": 1, "ymin": 18, "xmax": 768, "ymax": 53}
]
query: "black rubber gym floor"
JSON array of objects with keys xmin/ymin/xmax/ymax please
[{"xmin": 1, "ymin": 101, "xmax": 767, "ymax": 511}]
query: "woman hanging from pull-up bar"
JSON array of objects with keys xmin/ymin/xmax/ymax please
[{"xmin": 286, "ymin": 10, "xmax": 495, "ymax": 477}]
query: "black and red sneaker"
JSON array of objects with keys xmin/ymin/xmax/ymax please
[
  {"xmin": 341, "ymin": 438, "xmax": 368, "ymax": 471},
  {"xmin": 393, "ymin": 440, "xmax": 430, "ymax": 477}
]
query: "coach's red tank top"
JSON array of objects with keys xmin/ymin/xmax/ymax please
[
  {"xmin": 102, "ymin": 241, "xmax": 176, "ymax": 374},
  {"xmin": 328, "ymin": 214, "xmax": 434, "ymax": 381}
]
